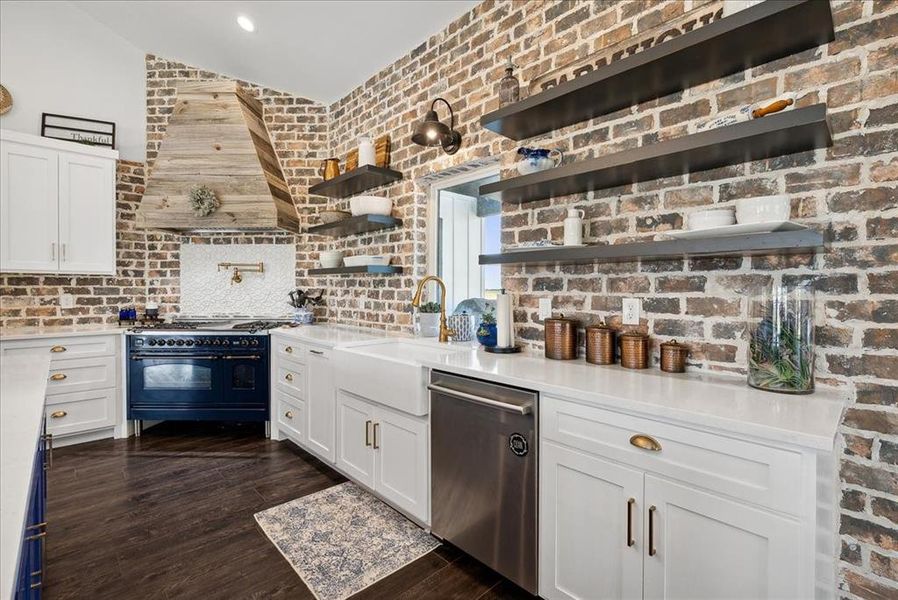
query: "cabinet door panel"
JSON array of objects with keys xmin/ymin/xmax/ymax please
[
  {"xmin": 306, "ymin": 347, "xmax": 335, "ymax": 463},
  {"xmin": 644, "ymin": 475, "xmax": 801, "ymax": 600},
  {"xmin": 540, "ymin": 441, "xmax": 644, "ymax": 600},
  {"xmin": 0, "ymin": 140, "xmax": 59, "ymax": 272},
  {"xmin": 336, "ymin": 391, "xmax": 375, "ymax": 488},
  {"xmin": 373, "ymin": 405, "xmax": 428, "ymax": 522},
  {"xmin": 58, "ymin": 151, "xmax": 116, "ymax": 274}
]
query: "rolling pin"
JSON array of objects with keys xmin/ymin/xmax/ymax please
[{"xmin": 752, "ymin": 98, "xmax": 794, "ymax": 118}]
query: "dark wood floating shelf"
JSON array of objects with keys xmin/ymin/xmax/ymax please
[
  {"xmin": 481, "ymin": 104, "xmax": 831, "ymax": 204},
  {"xmin": 479, "ymin": 230, "xmax": 824, "ymax": 266},
  {"xmin": 481, "ymin": 0, "xmax": 834, "ymax": 140},
  {"xmin": 307, "ymin": 265, "xmax": 404, "ymax": 275},
  {"xmin": 307, "ymin": 214, "xmax": 402, "ymax": 237},
  {"xmin": 308, "ymin": 165, "xmax": 403, "ymax": 198}
]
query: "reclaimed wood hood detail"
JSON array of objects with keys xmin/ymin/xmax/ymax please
[{"xmin": 138, "ymin": 81, "xmax": 298, "ymax": 232}]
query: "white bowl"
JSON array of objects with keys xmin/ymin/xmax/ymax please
[
  {"xmin": 319, "ymin": 250, "xmax": 344, "ymax": 268},
  {"xmin": 343, "ymin": 255, "xmax": 390, "ymax": 267},
  {"xmin": 735, "ymin": 195, "xmax": 790, "ymax": 224},
  {"xmin": 350, "ymin": 195, "xmax": 392, "ymax": 216},
  {"xmin": 688, "ymin": 208, "xmax": 735, "ymax": 231}
]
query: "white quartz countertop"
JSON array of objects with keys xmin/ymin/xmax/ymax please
[
  {"xmin": 1, "ymin": 352, "xmax": 51, "ymax": 599},
  {"xmin": 0, "ymin": 323, "xmax": 127, "ymax": 341},
  {"xmin": 418, "ymin": 346, "xmax": 845, "ymax": 451},
  {"xmin": 269, "ymin": 324, "xmax": 398, "ymax": 347}
]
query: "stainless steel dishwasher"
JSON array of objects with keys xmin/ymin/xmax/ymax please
[{"xmin": 429, "ymin": 370, "xmax": 538, "ymax": 595}]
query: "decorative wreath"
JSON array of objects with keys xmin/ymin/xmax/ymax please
[
  {"xmin": 0, "ymin": 84, "xmax": 12, "ymax": 115},
  {"xmin": 188, "ymin": 185, "xmax": 219, "ymax": 217}
]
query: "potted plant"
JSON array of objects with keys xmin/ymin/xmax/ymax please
[
  {"xmin": 417, "ymin": 301, "xmax": 442, "ymax": 337},
  {"xmin": 477, "ymin": 309, "xmax": 498, "ymax": 347}
]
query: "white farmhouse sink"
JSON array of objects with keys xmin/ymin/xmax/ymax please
[{"xmin": 334, "ymin": 340, "xmax": 469, "ymax": 415}]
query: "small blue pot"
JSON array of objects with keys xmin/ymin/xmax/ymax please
[{"xmin": 477, "ymin": 322, "xmax": 497, "ymax": 347}]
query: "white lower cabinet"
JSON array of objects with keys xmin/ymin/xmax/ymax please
[
  {"xmin": 540, "ymin": 396, "xmax": 813, "ymax": 600},
  {"xmin": 336, "ymin": 390, "xmax": 376, "ymax": 487},
  {"xmin": 336, "ymin": 390, "xmax": 428, "ymax": 523},
  {"xmin": 541, "ymin": 441, "xmax": 644, "ymax": 600},
  {"xmin": 276, "ymin": 389, "xmax": 306, "ymax": 444},
  {"xmin": 0, "ymin": 333, "xmax": 121, "ymax": 445},
  {"xmin": 305, "ymin": 347, "xmax": 335, "ymax": 462},
  {"xmin": 643, "ymin": 475, "xmax": 800, "ymax": 600}
]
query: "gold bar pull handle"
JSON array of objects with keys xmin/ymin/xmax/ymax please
[
  {"xmin": 648, "ymin": 505, "xmax": 657, "ymax": 556},
  {"xmin": 627, "ymin": 498, "xmax": 635, "ymax": 547},
  {"xmin": 372, "ymin": 422, "xmax": 380, "ymax": 449},
  {"xmin": 49, "ymin": 373, "xmax": 67, "ymax": 381},
  {"xmin": 630, "ymin": 434, "xmax": 661, "ymax": 452},
  {"xmin": 365, "ymin": 420, "xmax": 372, "ymax": 447},
  {"xmin": 25, "ymin": 531, "xmax": 47, "ymax": 541},
  {"xmin": 50, "ymin": 345, "xmax": 66, "ymax": 353}
]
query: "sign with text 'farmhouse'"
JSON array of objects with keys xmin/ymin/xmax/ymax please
[{"xmin": 528, "ymin": 2, "xmax": 725, "ymax": 94}]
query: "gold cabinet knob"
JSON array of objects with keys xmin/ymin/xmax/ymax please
[
  {"xmin": 50, "ymin": 345, "xmax": 66, "ymax": 353},
  {"xmin": 285, "ymin": 373, "xmax": 294, "ymax": 382},
  {"xmin": 49, "ymin": 373, "xmax": 67, "ymax": 381},
  {"xmin": 285, "ymin": 346, "xmax": 293, "ymax": 353},
  {"xmin": 285, "ymin": 411, "xmax": 293, "ymax": 419},
  {"xmin": 629, "ymin": 434, "xmax": 662, "ymax": 452},
  {"xmin": 50, "ymin": 411, "xmax": 67, "ymax": 419}
]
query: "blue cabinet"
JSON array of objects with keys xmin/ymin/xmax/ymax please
[{"xmin": 14, "ymin": 422, "xmax": 48, "ymax": 599}]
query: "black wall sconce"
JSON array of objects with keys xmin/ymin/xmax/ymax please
[{"xmin": 410, "ymin": 97, "xmax": 462, "ymax": 155}]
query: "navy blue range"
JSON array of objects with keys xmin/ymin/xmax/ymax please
[{"xmin": 127, "ymin": 331, "xmax": 270, "ymax": 426}]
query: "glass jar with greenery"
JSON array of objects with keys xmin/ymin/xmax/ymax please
[{"xmin": 748, "ymin": 282, "xmax": 815, "ymax": 394}]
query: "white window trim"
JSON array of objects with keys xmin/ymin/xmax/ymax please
[{"xmin": 425, "ymin": 164, "xmax": 501, "ymax": 277}]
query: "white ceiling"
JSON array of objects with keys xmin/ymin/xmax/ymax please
[{"xmin": 72, "ymin": 0, "xmax": 479, "ymax": 104}]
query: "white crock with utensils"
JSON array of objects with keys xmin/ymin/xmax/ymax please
[
  {"xmin": 563, "ymin": 208, "xmax": 585, "ymax": 246},
  {"xmin": 358, "ymin": 136, "xmax": 376, "ymax": 166}
]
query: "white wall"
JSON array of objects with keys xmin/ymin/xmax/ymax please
[{"xmin": 0, "ymin": 1, "xmax": 146, "ymax": 161}]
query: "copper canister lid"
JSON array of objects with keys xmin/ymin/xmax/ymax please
[
  {"xmin": 620, "ymin": 330, "xmax": 649, "ymax": 340},
  {"xmin": 660, "ymin": 339, "xmax": 688, "ymax": 350}
]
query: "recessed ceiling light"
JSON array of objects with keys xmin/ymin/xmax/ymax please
[{"xmin": 236, "ymin": 15, "xmax": 255, "ymax": 32}]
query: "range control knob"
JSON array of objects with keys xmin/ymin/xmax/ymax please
[
  {"xmin": 147, "ymin": 339, "xmax": 156, "ymax": 346},
  {"xmin": 185, "ymin": 339, "xmax": 194, "ymax": 346},
  {"xmin": 222, "ymin": 339, "xmax": 231, "ymax": 346},
  {"xmin": 212, "ymin": 339, "xmax": 221, "ymax": 346},
  {"xmin": 176, "ymin": 339, "xmax": 185, "ymax": 346},
  {"xmin": 250, "ymin": 339, "xmax": 259, "ymax": 346},
  {"xmin": 166, "ymin": 339, "xmax": 175, "ymax": 346}
]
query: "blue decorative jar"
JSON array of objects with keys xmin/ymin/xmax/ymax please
[{"xmin": 477, "ymin": 322, "xmax": 498, "ymax": 347}]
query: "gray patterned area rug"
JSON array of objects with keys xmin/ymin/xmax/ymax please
[{"xmin": 254, "ymin": 482, "xmax": 440, "ymax": 600}]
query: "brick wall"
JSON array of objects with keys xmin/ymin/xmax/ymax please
[
  {"xmin": 326, "ymin": 1, "xmax": 897, "ymax": 596},
  {"xmin": 0, "ymin": 160, "xmax": 149, "ymax": 327},
  {"xmin": 0, "ymin": 1, "xmax": 894, "ymax": 595}
]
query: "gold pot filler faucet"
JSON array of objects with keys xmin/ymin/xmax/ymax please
[{"xmin": 412, "ymin": 275, "xmax": 455, "ymax": 343}]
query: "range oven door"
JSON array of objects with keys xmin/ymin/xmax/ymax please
[
  {"xmin": 128, "ymin": 354, "xmax": 220, "ymax": 419},
  {"xmin": 220, "ymin": 352, "xmax": 269, "ymax": 417}
]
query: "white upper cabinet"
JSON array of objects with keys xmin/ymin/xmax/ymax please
[
  {"xmin": 0, "ymin": 139, "xmax": 59, "ymax": 272},
  {"xmin": 0, "ymin": 130, "xmax": 117, "ymax": 275},
  {"xmin": 58, "ymin": 151, "xmax": 116, "ymax": 274}
]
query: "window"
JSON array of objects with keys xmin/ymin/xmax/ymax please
[{"xmin": 431, "ymin": 171, "xmax": 501, "ymax": 314}]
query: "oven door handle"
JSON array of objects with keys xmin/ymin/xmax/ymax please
[
  {"xmin": 221, "ymin": 355, "xmax": 262, "ymax": 360},
  {"xmin": 130, "ymin": 354, "xmax": 220, "ymax": 360},
  {"xmin": 427, "ymin": 384, "xmax": 533, "ymax": 415}
]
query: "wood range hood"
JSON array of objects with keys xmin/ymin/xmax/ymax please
[{"xmin": 138, "ymin": 81, "xmax": 298, "ymax": 232}]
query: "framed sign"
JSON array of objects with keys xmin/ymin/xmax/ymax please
[{"xmin": 41, "ymin": 113, "xmax": 115, "ymax": 149}]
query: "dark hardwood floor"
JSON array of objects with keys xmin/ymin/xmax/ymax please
[{"xmin": 44, "ymin": 422, "xmax": 534, "ymax": 599}]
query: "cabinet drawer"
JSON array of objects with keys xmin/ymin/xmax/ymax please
[
  {"xmin": 1, "ymin": 334, "xmax": 118, "ymax": 361},
  {"xmin": 46, "ymin": 356, "xmax": 116, "ymax": 395},
  {"xmin": 277, "ymin": 390, "xmax": 305, "ymax": 443},
  {"xmin": 542, "ymin": 396, "xmax": 803, "ymax": 515},
  {"xmin": 273, "ymin": 338, "xmax": 305, "ymax": 363},
  {"xmin": 275, "ymin": 360, "xmax": 305, "ymax": 399},
  {"xmin": 45, "ymin": 389, "xmax": 116, "ymax": 436}
]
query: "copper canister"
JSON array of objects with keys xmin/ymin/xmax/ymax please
[
  {"xmin": 586, "ymin": 323, "xmax": 616, "ymax": 365},
  {"xmin": 619, "ymin": 331, "xmax": 650, "ymax": 369},
  {"xmin": 545, "ymin": 315, "xmax": 579, "ymax": 360},
  {"xmin": 660, "ymin": 339, "xmax": 689, "ymax": 373}
]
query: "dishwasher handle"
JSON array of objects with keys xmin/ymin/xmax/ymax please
[{"xmin": 428, "ymin": 383, "xmax": 533, "ymax": 415}]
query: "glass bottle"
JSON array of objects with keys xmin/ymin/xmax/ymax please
[
  {"xmin": 747, "ymin": 282, "xmax": 815, "ymax": 394},
  {"xmin": 499, "ymin": 58, "xmax": 520, "ymax": 105}
]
